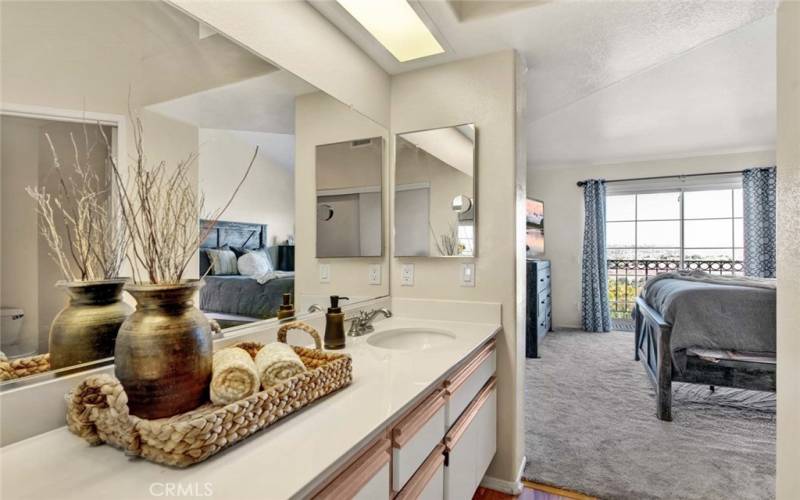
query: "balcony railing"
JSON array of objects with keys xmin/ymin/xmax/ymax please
[{"xmin": 607, "ymin": 259, "xmax": 744, "ymax": 319}]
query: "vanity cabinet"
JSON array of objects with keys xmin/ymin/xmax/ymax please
[
  {"xmin": 315, "ymin": 337, "xmax": 497, "ymax": 500},
  {"xmin": 392, "ymin": 390, "xmax": 447, "ymax": 491},
  {"xmin": 443, "ymin": 340, "xmax": 496, "ymax": 428},
  {"xmin": 314, "ymin": 438, "xmax": 392, "ymax": 500},
  {"xmin": 444, "ymin": 378, "xmax": 497, "ymax": 500}
]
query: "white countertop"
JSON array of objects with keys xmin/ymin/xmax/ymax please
[{"xmin": 0, "ymin": 316, "xmax": 499, "ymax": 500}]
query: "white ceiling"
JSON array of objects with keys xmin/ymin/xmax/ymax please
[
  {"xmin": 147, "ymin": 71, "xmax": 317, "ymax": 134},
  {"xmin": 310, "ymin": 0, "xmax": 778, "ymax": 168}
]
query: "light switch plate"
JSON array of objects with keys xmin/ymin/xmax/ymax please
[
  {"xmin": 319, "ymin": 263, "xmax": 330, "ymax": 284},
  {"xmin": 368, "ymin": 264, "xmax": 381, "ymax": 285},
  {"xmin": 460, "ymin": 263, "xmax": 476, "ymax": 287},
  {"xmin": 400, "ymin": 264, "xmax": 414, "ymax": 286}
]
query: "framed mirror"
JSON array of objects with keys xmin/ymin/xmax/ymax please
[
  {"xmin": 315, "ymin": 138, "xmax": 384, "ymax": 258},
  {"xmin": 394, "ymin": 124, "xmax": 477, "ymax": 257},
  {"xmin": 0, "ymin": 0, "xmax": 389, "ymax": 387}
]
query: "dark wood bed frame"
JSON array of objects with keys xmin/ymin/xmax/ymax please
[{"xmin": 633, "ymin": 297, "xmax": 776, "ymax": 421}]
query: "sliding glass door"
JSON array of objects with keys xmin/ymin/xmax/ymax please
[{"xmin": 606, "ymin": 188, "xmax": 743, "ymax": 319}]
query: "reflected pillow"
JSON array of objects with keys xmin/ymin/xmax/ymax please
[
  {"xmin": 238, "ymin": 251, "xmax": 270, "ymax": 277},
  {"xmin": 205, "ymin": 248, "xmax": 238, "ymax": 275}
]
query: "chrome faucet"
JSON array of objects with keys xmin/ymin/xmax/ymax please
[
  {"xmin": 307, "ymin": 304, "xmax": 324, "ymax": 313},
  {"xmin": 348, "ymin": 308, "xmax": 392, "ymax": 337}
]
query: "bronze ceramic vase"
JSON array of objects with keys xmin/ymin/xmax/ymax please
[
  {"xmin": 114, "ymin": 280, "xmax": 212, "ymax": 419},
  {"xmin": 49, "ymin": 279, "xmax": 132, "ymax": 370}
]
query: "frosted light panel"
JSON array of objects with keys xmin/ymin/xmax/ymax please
[{"xmin": 337, "ymin": 0, "xmax": 444, "ymax": 62}]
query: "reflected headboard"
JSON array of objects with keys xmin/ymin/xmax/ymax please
[{"xmin": 199, "ymin": 220, "xmax": 268, "ymax": 275}]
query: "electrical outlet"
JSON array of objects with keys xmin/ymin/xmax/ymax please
[
  {"xmin": 319, "ymin": 263, "xmax": 330, "ymax": 284},
  {"xmin": 400, "ymin": 264, "xmax": 414, "ymax": 286},
  {"xmin": 368, "ymin": 264, "xmax": 381, "ymax": 285},
  {"xmin": 460, "ymin": 263, "xmax": 476, "ymax": 287}
]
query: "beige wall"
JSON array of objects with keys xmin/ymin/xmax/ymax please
[
  {"xmin": 199, "ymin": 128, "xmax": 295, "ymax": 245},
  {"xmin": 168, "ymin": 0, "xmax": 391, "ymax": 128},
  {"xmin": 390, "ymin": 51, "xmax": 525, "ymax": 484},
  {"xmin": 776, "ymin": 2, "xmax": 800, "ymax": 498},
  {"xmin": 295, "ymin": 92, "xmax": 389, "ymax": 307},
  {"xmin": 527, "ymin": 150, "xmax": 776, "ymax": 328}
]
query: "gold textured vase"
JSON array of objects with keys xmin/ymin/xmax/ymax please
[
  {"xmin": 49, "ymin": 279, "xmax": 132, "ymax": 370},
  {"xmin": 114, "ymin": 280, "xmax": 212, "ymax": 419}
]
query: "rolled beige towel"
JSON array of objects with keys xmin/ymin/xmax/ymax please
[
  {"xmin": 210, "ymin": 347, "xmax": 260, "ymax": 405},
  {"xmin": 254, "ymin": 342, "xmax": 307, "ymax": 389}
]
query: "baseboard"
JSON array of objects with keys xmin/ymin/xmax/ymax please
[{"xmin": 480, "ymin": 455, "xmax": 526, "ymax": 495}]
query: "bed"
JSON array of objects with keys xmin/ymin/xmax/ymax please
[
  {"xmin": 199, "ymin": 220, "xmax": 294, "ymax": 323},
  {"xmin": 633, "ymin": 271, "xmax": 776, "ymax": 421}
]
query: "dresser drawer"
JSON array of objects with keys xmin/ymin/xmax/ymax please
[
  {"xmin": 392, "ymin": 390, "xmax": 447, "ymax": 492},
  {"xmin": 444, "ymin": 378, "xmax": 497, "ymax": 500},
  {"xmin": 396, "ymin": 444, "xmax": 445, "ymax": 500},
  {"xmin": 314, "ymin": 438, "xmax": 391, "ymax": 500},
  {"xmin": 536, "ymin": 269, "xmax": 551, "ymax": 293}
]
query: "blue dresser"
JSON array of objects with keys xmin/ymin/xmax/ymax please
[{"xmin": 526, "ymin": 260, "xmax": 551, "ymax": 358}]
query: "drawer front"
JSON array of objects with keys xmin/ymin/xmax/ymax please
[
  {"xmin": 315, "ymin": 438, "xmax": 391, "ymax": 500},
  {"xmin": 444, "ymin": 379, "xmax": 497, "ymax": 500},
  {"xmin": 392, "ymin": 392, "xmax": 447, "ymax": 492},
  {"xmin": 536, "ymin": 269, "xmax": 551, "ymax": 293},
  {"xmin": 396, "ymin": 444, "xmax": 445, "ymax": 500},
  {"xmin": 444, "ymin": 341, "xmax": 496, "ymax": 428}
]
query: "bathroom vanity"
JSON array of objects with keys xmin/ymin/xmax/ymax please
[{"xmin": 0, "ymin": 301, "xmax": 500, "ymax": 500}]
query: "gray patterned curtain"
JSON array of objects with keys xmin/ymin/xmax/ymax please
[
  {"xmin": 581, "ymin": 180, "xmax": 611, "ymax": 332},
  {"xmin": 742, "ymin": 167, "xmax": 777, "ymax": 278}
]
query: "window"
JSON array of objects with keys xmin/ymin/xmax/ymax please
[{"xmin": 606, "ymin": 187, "xmax": 743, "ymax": 318}]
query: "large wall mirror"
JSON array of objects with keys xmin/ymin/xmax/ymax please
[
  {"xmin": 316, "ymin": 138, "xmax": 384, "ymax": 258},
  {"xmin": 394, "ymin": 124, "xmax": 477, "ymax": 257},
  {"xmin": 0, "ymin": 0, "xmax": 388, "ymax": 386}
]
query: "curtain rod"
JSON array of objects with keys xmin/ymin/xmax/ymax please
[{"xmin": 575, "ymin": 169, "xmax": 746, "ymax": 187}]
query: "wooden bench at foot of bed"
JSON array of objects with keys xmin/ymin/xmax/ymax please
[{"xmin": 633, "ymin": 297, "xmax": 776, "ymax": 421}]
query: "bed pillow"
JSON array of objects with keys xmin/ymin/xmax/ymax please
[
  {"xmin": 237, "ymin": 251, "xmax": 270, "ymax": 277},
  {"xmin": 205, "ymin": 248, "xmax": 238, "ymax": 275},
  {"xmin": 249, "ymin": 247, "xmax": 275, "ymax": 273}
]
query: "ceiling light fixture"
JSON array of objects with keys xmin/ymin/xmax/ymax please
[{"xmin": 336, "ymin": 0, "xmax": 444, "ymax": 62}]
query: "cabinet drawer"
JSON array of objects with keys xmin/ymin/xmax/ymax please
[
  {"xmin": 315, "ymin": 438, "xmax": 391, "ymax": 500},
  {"xmin": 444, "ymin": 378, "xmax": 497, "ymax": 500},
  {"xmin": 396, "ymin": 444, "xmax": 445, "ymax": 500},
  {"xmin": 392, "ymin": 390, "xmax": 447, "ymax": 492},
  {"xmin": 444, "ymin": 340, "xmax": 496, "ymax": 428},
  {"xmin": 536, "ymin": 272, "xmax": 550, "ymax": 293}
]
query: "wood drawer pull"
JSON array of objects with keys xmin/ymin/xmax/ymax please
[
  {"xmin": 315, "ymin": 438, "xmax": 391, "ymax": 499},
  {"xmin": 392, "ymin": 390, "xmax": 446, "ymax": 448},
  {"xmin": 395, "ymin": 444, "xmax": 445, "ymax": 500},
  {"xmin": 444, "ymin": 339, "xmax": 496, "ymax": 396},
  {"xmin": 445, "ymin": 377, "xmax": 496, "ymax": 451}
]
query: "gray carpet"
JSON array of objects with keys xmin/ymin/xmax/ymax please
[{"xmin": 524, "ymin": 330, "xmax": 775, "ymax": 500}]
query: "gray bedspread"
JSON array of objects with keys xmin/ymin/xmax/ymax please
[
  {"xmin": 642, "ymin": 271, "xmax": 776, "ymax": 370},
  {"xmin": 200, "ymin": 274, "xmax": 294, "ymax": 319}
]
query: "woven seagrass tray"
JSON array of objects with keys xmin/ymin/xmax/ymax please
[
  {"xmin": 66, "ymin": 321, "xmax": 352, "ymax": 467},
  {"xmin": 0, "ymin": 353, "xmax": 50, "ymax": 381}
]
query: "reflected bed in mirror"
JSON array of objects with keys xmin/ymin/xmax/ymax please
[
  {"xmin": 316, "ymin": 138, "xmax": 384, "ymax": 258},
  {"xmin": 199, "ymin": 220, "xmax": 294, "ymax": 328},
  {"xmin": 395, "ymin": 124, "xmax": 477, "ymax": 257}
]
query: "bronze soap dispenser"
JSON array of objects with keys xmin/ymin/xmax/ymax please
[{"xmin": 324, "ymin": 295, "xmax": 348, "ymax": 350}]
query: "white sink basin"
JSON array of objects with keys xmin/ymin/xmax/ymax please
[{"xmin": 367, "ymin": 328, "xmax": 456, "ymax": 351}]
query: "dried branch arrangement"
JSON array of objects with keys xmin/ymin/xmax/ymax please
[
  {"xmin": 431, "ymin": 222, "xmax": 464, "ymax": 256},
  {"xmin": 104, "ymin": 114, "xmax": 256, "ymax": 285},
  {"xmin": 26, "ymin": 127, "xmax": 127, "ymax": 282}
]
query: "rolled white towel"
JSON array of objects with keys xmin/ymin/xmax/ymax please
[
  {"xmin": 210, "ymin": 347, "xmax": 260, "ymax": 405},
  {"xmin": 254, "ymin": 342, "xmax": 307, "ymax": 389}
]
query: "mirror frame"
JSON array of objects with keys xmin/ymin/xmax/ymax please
[
  {"xmin": 393, "ymin": 123, "xmax": 478, "ymax": 258},
  {"xmin": 314, "ymin": 136, "xmax": 386, "ymax": 259}
]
